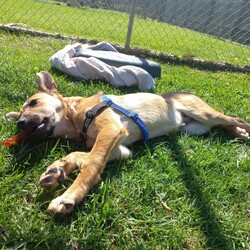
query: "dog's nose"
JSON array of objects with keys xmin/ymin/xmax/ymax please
[{"xmin": 16, "ymin": 117, "xmax": 28, "ymax": 130}]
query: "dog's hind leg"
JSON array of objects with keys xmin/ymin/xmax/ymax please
[
  {"xmin": 180, "ymin": 115, "xmax": 250, "ymax": 139},
  {"xmin": 164, "ymin": 92, "xmax": 250, "ymax": 139},
  {"xmin": 47, "ymin": 124, "xmax": 127, "ymax": 215},
  {"xmin": 184, "ymin": 107, "xmax": 250, "ymax": 139},
  {"xmin": 109, "ymin": 144, "xmax": 132, "ymax": 161},
  {"xmin": 180, "ymin": 119, "xmax": 213, "ymax": 136}
]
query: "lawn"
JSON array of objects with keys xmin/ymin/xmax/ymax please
[
  {"xmin": 0, "ymin": 0, "xmax": 250, "ymax": 66},
  {"xmin": 0, "ymin": 30, "xmax": 250, "ymax": 249}
]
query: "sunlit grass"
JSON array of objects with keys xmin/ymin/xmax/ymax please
[
  {"xmin": 0, "ymin": 30, "xmax": 249, "ymax": 249},
  {"xmin": 0, "ymin": 0, "xmax": 249, "ymax": 65}
]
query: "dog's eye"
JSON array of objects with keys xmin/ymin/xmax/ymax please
[{"xmin": 29, "ymin": 99, "xmax": 38, "ymax": 107}]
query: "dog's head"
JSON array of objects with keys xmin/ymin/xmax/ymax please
[{"xmin": 6, "ymin": 72, "xmax": 66, "ymax": 138}]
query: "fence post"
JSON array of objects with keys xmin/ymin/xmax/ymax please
[{"xmin": 125, "ymin": 0, "xmax": 137, "ymax": 52}]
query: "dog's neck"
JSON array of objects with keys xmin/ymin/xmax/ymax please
[{"xmin": 56, "ymin": 93, "xmax": 102, "ymax": 140}]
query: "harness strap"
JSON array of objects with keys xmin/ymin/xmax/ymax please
[
  {"xmin": 101, "ymin": 95, "xmax": 149, "ymax": 142},
  {"xmin": 81, "ymin": 102, "xmax": 108, "ymax": 142},
  {"xmin": 81, "ymin": 95, "xmax": 149, "ymax": 147}
]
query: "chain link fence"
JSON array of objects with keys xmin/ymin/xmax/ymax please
[{"xmin": 0, "ymin": 0, "xmax": 249, "ymax": 67}]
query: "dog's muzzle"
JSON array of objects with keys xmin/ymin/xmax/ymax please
[{"xmin": 16, "ymin": 116, "xmax": 54, "ymax": 138}]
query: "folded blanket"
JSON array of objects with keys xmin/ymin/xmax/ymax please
[{"xmin": 49, "ymin": 42, "xmax": 155, "ymax": 90}]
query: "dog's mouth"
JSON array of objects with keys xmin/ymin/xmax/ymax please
[
  {"xmin": 16, "ymin": 116, "xmax": 54, "ymax": 138},
  {"xmin": 32, "ymin": 122, "xmax": 53, "ymax": 137}
]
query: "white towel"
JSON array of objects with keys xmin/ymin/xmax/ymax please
[{"xmin": 49, "ymin": 42, "xmax": 155, "ymax": 90}]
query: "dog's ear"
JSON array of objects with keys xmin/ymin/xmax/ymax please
[
  {"xmin": 36, "ymin": 72, "xmax": 57, "ymax": 93},
  {"xmin": 4, "ymin": 112, "xmax": 20, "ymax": 122}
]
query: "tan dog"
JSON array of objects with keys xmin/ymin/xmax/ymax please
[{"xmin": 6, "ymin": 72, "xmax": 250, "ymax": 215}]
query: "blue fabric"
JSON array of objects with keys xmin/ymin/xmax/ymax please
[{"xmin": 101, "ymin": 95, "xmax": 149, "ymax": 143}]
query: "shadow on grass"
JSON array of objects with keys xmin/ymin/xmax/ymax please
[
  {"xmin": 8, "ymin": 138, "xmax": 75, "ymax": 171},
  {"xmin": 5, "ymin": 119, "xmax": 247, "ymax": 249},
  {"xmin": 166, "ymin": 133, "xmax": 231, "ymax": 249},
  {"xmin": 46, "ymin": 130, "xmax": 241, "ymax": 247}
]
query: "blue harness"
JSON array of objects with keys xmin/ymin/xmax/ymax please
[{"xmin": 81, "ymin": 95, "xmax": 149, "ymax": 146}]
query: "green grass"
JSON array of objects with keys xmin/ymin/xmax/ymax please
[
  {"xmin": 0, "ymin": 30, "xmax": 250, "ymax": 249},
  {"xmin": 0, "ymin": 0, "xmax": 250, "ymax": 65}
]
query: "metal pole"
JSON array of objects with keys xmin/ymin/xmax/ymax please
[{"xmin": 125, "ymin": 0, "xmax": 137, "ymax": 52}]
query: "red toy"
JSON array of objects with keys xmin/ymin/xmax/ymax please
[{"xmin": 0, "ymin": 133, "xmax": 29, "ymax": 147}]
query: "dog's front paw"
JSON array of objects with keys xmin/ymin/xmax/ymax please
[
  {"xmin": 48, "ymin": 196, "xmax": 75, "ymax": 215},
  {"xmin": 39, "ymin": 163, "xmax": 66, "ymax": 189},
  {"xmin": 4, "ymin": 111, "xmax": 20, "ymax": 122}
]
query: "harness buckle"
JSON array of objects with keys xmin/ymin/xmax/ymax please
[
  {"xmin": 102, "ymin": 96, "xmax": 113, "ymax": 106},
  {"xmin": 129, "ymin": 112, "xmax": 138, "ymax": 120},
  {"xmin": 86, "ymin": 109, "xmax": 96, "ymax": 119}
]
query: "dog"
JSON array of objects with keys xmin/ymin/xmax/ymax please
[{"xmin": 6, "ymin": 72, "xmax": 250, "ymax": 215}]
